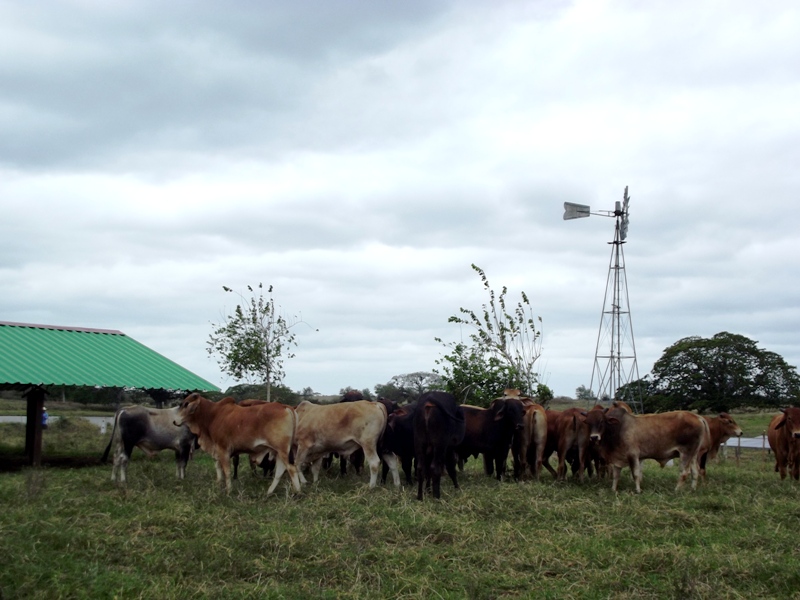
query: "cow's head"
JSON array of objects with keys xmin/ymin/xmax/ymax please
[
  {"xmin": 582, "ymin": 408, "xmax": 607, "ymax": 444},
  {"xmin": 718, "ymin": 412, "xmax": 743, "ymax": 438},
  {"xmin": 776, "ymin": 407, "xmax": 800, "ymax": 439},
  {"xmin": 174, "ymin": 393, "xmax": 204, "ymax": 427}
]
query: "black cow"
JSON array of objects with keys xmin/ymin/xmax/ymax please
[
  {"xmin": 381, "ymin": 401, "xmax": 418, "ymax": 484},
  {"xmin": 101, "ymin": 405, "xmax": 196, "ymax": 483},
  {"xmin": 456, "ymin": 398, "xmax": 526, "ymax": 481},
  {"xmin": 414, "ymin": 391, "xmax": 466, "ymax": 500}
]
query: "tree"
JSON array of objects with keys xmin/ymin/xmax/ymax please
[
  {"xmin": 646, "ymin": 332, "xmax": 800, "ymax": 412},
  {"xmin": 434, "ymin": 265, "xmax": 542, "ymax": 407},
  {"xmin": 375, "ymin": 372, "xmax": 444, "ymax": 403},
  {"xmin": 434, "ymin": 341, "xmax": 526, "ymax": 408},
  {"xmin": 575, "ymin": 384, "xmax": 597, "ymax": 403},
  {"xmin": 207, "ymin": 283, "xmax": 312, "ymax": 402},
  {"xmin": 535, "ymin": 383, "xmax": 554, "ymax": 407}
]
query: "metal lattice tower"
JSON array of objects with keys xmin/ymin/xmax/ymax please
[{"xmin": 563, "ymin": 186, "xmax": 643, "ymax": 411}]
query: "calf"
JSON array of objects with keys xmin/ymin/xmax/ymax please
[
  {"xmin": 456, "ymin": 398, "xmax": 525, "ymax": 481},
  {"xmin": 101, "ymin": 405, "xmax": 195, "ymax": 483},
  {"xmin": 767, "ymin": 407, "xmax": 800, "ymax": 481},
  {"xmin": 293, "ymin": 400, "xmax": 399, "ymax": 488},
  {"xmin": 699, "ymin": 413, "xmax": 743, "ymax": 479},
  {"xmin": 174, "ymin": 394, "xmax": 301, "ymax": 495},
  {"xmin": 414, "ymin": 391, "xmax": 466, "ymax": 500},
  {"xmin": 595, "ymin": 406, "xmax": 709, "ymax": 493}
]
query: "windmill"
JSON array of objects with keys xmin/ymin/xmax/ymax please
[{"xmin": 563, "ymin": 186, "xmax": 643, "ymax": 412}]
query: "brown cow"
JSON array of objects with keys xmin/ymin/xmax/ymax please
[
  {"xmin": 520, "ymin": 402, "xmax": 548, "ymax": 480},
  {"xmin": 174, "ymin": 394, "xmax": 301, "ymax": 495},
  {"xmin": 699, "ymin": 413, "xmax": 743, "ymax": 479},
  {"xmin": 293, "ymin": 400, "xmax": 399, "ymax": 488},
  {"xmin": 767, "ymin": 407, "xmax": 800, "ymax": 481},
  {"xmin": 595, "ymin": 406, "xmax": 709, "ymax": 493}
]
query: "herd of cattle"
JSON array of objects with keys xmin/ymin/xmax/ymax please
[{"xmin": 101, "ymin": 389, "xmax": 800, "ymax": 499}]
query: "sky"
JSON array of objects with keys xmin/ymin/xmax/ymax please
[{"xmin": 2, "ymin": 0, "xmax": 800, "ymax": 398}]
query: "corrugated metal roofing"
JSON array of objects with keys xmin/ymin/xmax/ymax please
[{"xmin": 0, "ymin": 321, "xmax": 219, "ymax": 391}]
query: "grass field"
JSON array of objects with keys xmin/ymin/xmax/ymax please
[{"xmin": 1, "ymin": 417, "xmax": 799, "ymax": 599}]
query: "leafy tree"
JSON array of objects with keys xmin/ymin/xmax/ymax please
[
  {"xmin": 223, "ymin": 383, "xmax": 301, "ymax": 406},
  {"xmin": 575, "ymin": 384, "xmax": 597, "ymax": 403},
  {"xmin": 375, "ymin": 372, "xmax": 444, "ymax": 403},
  {"xmin": 646, "ymin": 332, "xmax": 800, "ymax": 412},
  {"xmin": 535, "ymin": 383, "xmax": 554, "ymax": 407},
  {"xmin": 434, "ymin": 342, "xmax": 526, "ymax": 408},
  {"xmin": 207, "ymin": 283, "xmax": 313, "ymax": 402},
  {"xmin": 434, "ymin": 265, "xmax": 542, "ymax": 407}
]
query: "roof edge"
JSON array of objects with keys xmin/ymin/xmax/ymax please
[{"xmin": 0, "ymin": 321, "xmax": 125, "ymax": 335}]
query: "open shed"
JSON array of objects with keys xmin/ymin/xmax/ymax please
[{"xmin": 0, "ymin": 321, "xmax": 220, "ymax": 466}]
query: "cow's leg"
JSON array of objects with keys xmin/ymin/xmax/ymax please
[
  {"xmin": 611, "ymin": 464, "xmax": 622, "ymax": 492},
  {"xmin": 381, "ymin": 452, "xmax": 401, "ymax": 487},
  {"xmin": 445, "ymin": 449, "xmax": 460, "ymax": 489},
  {"xmin": 416, "ymin": 451, "xmax": 426, "ymax": 500},
  {"xmin": 631, "ymin": 458, "xmax": 643, "ymax": 494},
  {"xmin": 362, "ymin": 445, "xmax": 381, "ymax": 488},
  {"xmin": 111, "ymin": 444, "xmax": 125, "ymax": 482},
  {"xmin": 402, "ymin": 455, "xmax": 414, "ymax": 485},
  {"xmin": 266, "ymin": 456, "xmax": 287, "ymax": 495},
  {"xmin": 311, "ymin": 457, "xmax": 324, "ymax": 483}
]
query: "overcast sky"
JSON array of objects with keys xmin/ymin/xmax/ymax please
[{"xmin": 3, "ymin": 1, "xmax": 799, "ymax": 398}]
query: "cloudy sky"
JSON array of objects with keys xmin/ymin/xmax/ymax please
[{"xmin": 3, "ymin": 1, "xmax": 799, "ymax": 398}]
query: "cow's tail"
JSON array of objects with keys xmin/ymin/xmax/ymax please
[
  {"xmin": 288, "ymin": 406, "xmax": 297, "ymax": 465},
  {"xmin": 101, "ymin": 408, "xmax": 122, "ymax": 463}
]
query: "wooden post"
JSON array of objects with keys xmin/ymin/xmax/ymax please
[
  {"xmin": 735, "ymin": 435, "xmax": 740, "ymax": 467},
  {"xmin": 23, "ymin": 386, "xmax": 47, "ymax": 467}
]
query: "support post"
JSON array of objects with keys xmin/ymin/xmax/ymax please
[{"xmin": 24, "ymin": 386, "xmax": 47, "ymax": 466}]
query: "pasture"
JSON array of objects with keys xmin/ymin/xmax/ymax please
[{"xmin": 1, "ymin": 417, "xmax": 799, "ymax": 599}]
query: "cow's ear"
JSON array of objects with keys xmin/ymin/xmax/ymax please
[
  {"xmin": 775, "ymin": 415, "xmax": 786, "ymax": 429},
  {"xmin": 493, "ymin": 401, "xmax": 506, "ymax": 421},
  {"xmin": 387, "ymin": 413, "xmax": 397, "ymax": 430},
  {"xmin": 607, "ymin": 416, "xmax": 620, "ymax": 426},
  {"xmin": 188, "ymin": 402, "xmax": 199, "ymax": 416}
]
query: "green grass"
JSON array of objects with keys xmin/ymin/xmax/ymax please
[{"xmin": 1, "ymin": 421, "xmax": 799, "ymax": 599}]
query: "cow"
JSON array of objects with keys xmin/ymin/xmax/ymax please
[
  {"xmin": 580, "ymin": 405, "xmax": 610, "ymax": 478},
  {"xmin": 414, "ymin": 391, "xmax": 466, "ymax": 500},
  {"xmin": 322, "ymin": 390, "xmax": 366, "ymax": 476},
  {"xmin": 593, "ymin": 405, "xmax": 709, "ymax": 493},
  {"xmin": 519, "ymin": 401, "xmax": 548, "ymax": 480},
  {"xmin": 381, "ymin": 401, "xmax": 418, "ymax": 485},
  {"xmin": 231, "ymin": 398, "xmax": 277, "ymax": 480},
  {"xmin": 767, "ymin": 407, "xmax": 800, "ymax": 481},
  {"xmin": 699, "ymin": 413, "xmax": 743, "ymax": 479},
  {"xmin": 547, "ymin": 407, "xmax": 591, "ymax": 481},
  {"xmin": 174, "ymin": 394, "xmax": 301, "ymax": 495},
  {"xmin": 293, "ymin": 400, "xmax": 399, "ymax": 488},
  {"xmin": 456, "ymin": 398, "xmax": 525, "ymax": 481},
  {"xmin": 101, "ymin": 404, "xmax": 196, "ymax": 483}
]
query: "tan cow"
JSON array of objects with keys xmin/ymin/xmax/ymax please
[
  {"xmin": 699, "ymin": 413, "xmax": 743, "ymax": 479},
  {"xmin": 596, "ymin": 406, "xmax": 709, "ymax": 493},
  {"xmin": 174, "ymin": 394, "xmax": 301, "ymax": 495},
  {"xmin": 520, "ymin": 402, "xmax": 548, "ymax": 480},
  {"xmin": 767, "ymin": 407, "xmax": 800, "ymax": 481},
  {"xmin": 293, "ymin": 400, "xmax": 399, "ymax": 488}
]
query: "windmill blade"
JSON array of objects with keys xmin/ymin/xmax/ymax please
[{"xmin": 563, "ymin": 202, "xmax": 590, "ymax": 220}]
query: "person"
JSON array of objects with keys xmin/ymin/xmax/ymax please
[{"xmin": 42, "ymin": 407, "xmax": 49, "ymax": 430}]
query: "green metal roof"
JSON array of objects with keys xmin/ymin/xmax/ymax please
[{"xmin": 0, "ymin": 321, "xmax": 219, "ymax": 391}]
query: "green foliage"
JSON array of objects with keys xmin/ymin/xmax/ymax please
[
  {"xmin": 375, "ymin": 372, "xmax": 444, "ymax": 403},
  {"xmin": 535, "ymin": 383, "xmax": 554, "ymax": 407},
  {"xmin": 648, "ymin": 332, "xmax": 800, "ymax": 412},
  {"xmin": 221, "ymin": 383, "xmax": 301, "ymax": 406},
  {"xmin": 208, "ymin": 283, "xmax": 311, "ymax": 402},
  {"xmin": 434, "ymin": 342, "xmax": 525, "ymax": 407},
  {"xmin": 435, "ymin": 265, "xmax": 542, "ymax": 406},
  {"xmin": 575, "ymin": 384, "xmax": 597, "ymax": 403}
]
